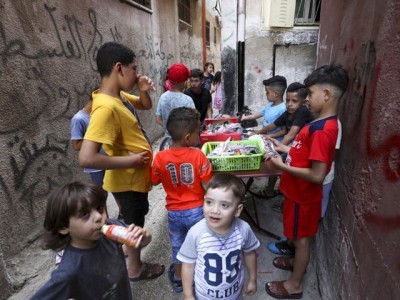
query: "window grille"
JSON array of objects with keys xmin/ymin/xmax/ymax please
[
  {"xmin": 294, "ymin": 0, "xmax": 321, "ymax": 25},
  {"xmin": 179, "ymin": 0, "xmax": 191, "ymax": 25}
]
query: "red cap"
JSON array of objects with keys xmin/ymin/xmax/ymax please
[{"xmin": 168, "ymin": 63, "xmax": 191, "ymax": 83}]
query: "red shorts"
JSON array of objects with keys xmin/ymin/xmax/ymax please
[{"xmin": 283, "ymin": 197, "xmax": 321, "ymax": 239}]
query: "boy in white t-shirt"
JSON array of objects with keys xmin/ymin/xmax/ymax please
[{"xmin": 178, "ymin": 173, "xmax": 260, "ymax": 300}]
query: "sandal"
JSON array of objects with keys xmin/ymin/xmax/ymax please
[
  {"xmin": 168, "ymin": 264, "xmax": 183, "ymax": 293},
  {"xmin": 273, "ymin": 256, "xmax": 294, "ymax": 271},
  {"xmin": 129, "ymin": 262, "xmax": 165, "ymax": 281},
  {"xmin": 265, "ymin": 281, "xmax": 303, "ymax": 299},
  {"xmin": 267, "ymin": 239, "xmax": 295, "ymax": 256}
]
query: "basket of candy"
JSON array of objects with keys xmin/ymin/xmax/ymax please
[{"xmin": 201, "ymin": 139, "xmax": 265, "ymax": 171}]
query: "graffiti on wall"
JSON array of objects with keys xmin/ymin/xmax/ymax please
[{"xmin": 0, "ymin": 3, "xmax": 174, "ymax": 220}]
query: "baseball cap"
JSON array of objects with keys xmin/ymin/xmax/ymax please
[{"xmin": 168, "ymin": 63, "xmax": 191, "ymax": 83}]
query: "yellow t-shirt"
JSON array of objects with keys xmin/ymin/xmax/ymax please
[{"xmin": 85, "ymin": 90, "xmax": 152, "ymax": 192}]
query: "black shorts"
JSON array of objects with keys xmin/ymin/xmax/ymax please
[{"xmin": 112, "ymin": 191, "xmax": 149, "ymax": 227}]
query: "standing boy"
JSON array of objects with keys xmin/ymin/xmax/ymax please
[
  {"xmin": 151, "ymin": 107, "xmax": 213, "ymax": 293},
  {"xmin": 240, "ymin": 75, "xmax": 287, "ymax": 132},
  {"xmin": 184, "ymin": 68, "xmax": 213, "ymax": 124},
  {"xmin": 178, "ymin": 173, "xmax": 260, "ymax": 300},
  {"xmin": 79, "ymin": 42, "xmax": 164, "ymax": 281},
  {"xmin": 265, "ymin": 64, "xmax": 349, "ymax": 299},
  {"xmin": 156, "ymin": 63, "xmax": 195, "ymax": 137},
  {"xmin": 253, "ymin": 82, "xmax": 314, "ymax": 198}
]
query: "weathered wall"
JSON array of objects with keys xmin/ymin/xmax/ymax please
[
  {"xmin": 0, "ymin": 0, "xmax": 220, "ymax": 296},
  {"xmin": 243, "ymin": 1, "xmax": 318, "ymax": 116},
  {"xmin": 315, "ymin": 0, "xmax": 400, "ymax": 299}
]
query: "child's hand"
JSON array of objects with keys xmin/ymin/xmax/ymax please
[
  {"xmin": 126, "ymin": 224, "xmax": 152, "ymax": 247},
  {"xmin": 128, "ymin": 151, "xmax": 150, "ymax": 168},
  {"xmin": 270, "ymin": 153, "xmax": 284, "ymax": 167},
  {"xmin": 245, "ymin": 280, "xmax": 257, "ymax": 295},
  {"xmin": 137, "ymin": 74, "xmax": 156, "ymax": 92}
]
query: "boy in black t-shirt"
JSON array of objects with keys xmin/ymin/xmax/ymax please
[{"xmin": 252, "ymin": 82, "xmax": 314, "ymax": 198}]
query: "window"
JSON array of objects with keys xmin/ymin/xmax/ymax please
[
  {"xmin": 214, "ymin": 27, "xmax": 217, "ymax": 45},
  {"xmin": 122, "ymin": 0, "xmax": 152, "ymax": 11},
  {"xmin": 294, "ymin": 0, "xmax": 321, "ymax": 25},
  {"xmin": 178, "ymin": 0, "xmax": 191, "ymax": 25},
  {"xmin": 206, "ymin": 21, "xmax": 210, "ymax": 47}
]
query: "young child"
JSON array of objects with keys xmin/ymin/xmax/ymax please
[
  {"xmin": 177, "ymin": 173, "xmax": 260, "ymax": 300},
  {"xmin": 156, "ymin": 63, "xmax": 195, "ymax": 138},
  {"xmin": 151, "ymin": 107, "xmax": 212, "ymax": 293},
  {"xmin": 30, "ymin": 182, "xmax": 152, "ymax": 300},
  {"xmin": 202, "ymin": 62, "xmax": 215, "ymax": 91},
  {"xmin": 184, "ymin": 68, "xmax": 213, "ymax": 124},
  {"xmin": 265, "ymin": 64, "xmax": 349, "ymax": 299},
  {"xmin": 252, "ymin": 82, "xmax": 314, "ymax": 198},
  {"xmin": 211, "ymin": 71, "xmax": 223, "ymax": 114},
  {"xmin": 79, "ymin": 42, "xmax": 164, "ymax": 280},
  {"xmin": 70, "ymin": 95, "xmax": 108, "ymax": 193},
  {"xmin": 240, "ymin": 75, "xmax": 287, "ymax": 134}
]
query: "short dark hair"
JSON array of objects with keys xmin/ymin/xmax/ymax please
[
  {"xmin": 42, "ymin": 182, "xmax": 107, "ymax": 251},
  {"xmin": 96, "ymin": 42, "xmax": 136, "ymax": 77},
  {"xmin": 205, "ymin": 173, "xmax": 246, "ymax": 204},
  {"xmin": 304, "ymin": 64, "xmax": 349, "ymax": 98},
  {"xmin": 190, "ymin": 68, "xmax": 204, "ymax": 80},
  {"xmin": 204, "ymin": 62, "xmax": 214, "ymax": 71},
  {"xmin": 286, "ymin": 82, "xmax": 308, "ymax": 99},
  {"xmin": 213, "ymin": 71, "xmax": 221, "ymax": 84},
  {"xmin": 263, "ymin": 75, "xmax": 287, "ymax": 96},
  {"xmin": 167, "ymin": 107, "xmax": 200, "ymax": 142}
]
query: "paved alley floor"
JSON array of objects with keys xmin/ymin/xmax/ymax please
[{"xmin": 9, "ymin": 138, "xmax": 322, "ymax": 299}]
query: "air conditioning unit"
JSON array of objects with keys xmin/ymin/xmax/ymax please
[{"xmin": 263, "ymin": 0, "xmax": 296, "ymax": 28}]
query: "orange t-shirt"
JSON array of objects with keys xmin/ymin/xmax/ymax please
[{"xmin": 151, "ymin": 147, "xmax": 212, "ymax": 211}]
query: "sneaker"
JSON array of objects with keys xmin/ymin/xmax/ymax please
[
  {"xmin": 168, "ymin": 264, "xmax": 183, "ymax": 293},
  {"xmin": 267, "ymin": 239, "xmax": 295, "ymax": 257}
]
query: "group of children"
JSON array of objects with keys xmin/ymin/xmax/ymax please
[{"xmin": 31, "ymin": 40, "xmax": 349, "ymax": 300}]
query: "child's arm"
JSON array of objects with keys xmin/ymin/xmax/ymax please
[
  {"xmin": 155, "ymin": 115, "xmax": 163, "ymax": 126},
  {"xmin": 135, "ymin": 74, "xmax": 155, "ymax": 110},
  {"xmin": 265, "ymin": 127, "xmax": 286, "ymax": 138},
  {"xmin": 271, "ymin": 155, "xmax": 328, "ymax": 184},
  {"xmin": 253, "ymin": 122, "xmax": 277, "ymax": 135},
  {"xmin": 241, "ymin": 112, "xmax": 261, "ymax": 121},
  {"xmin": 79, "ymin": 140, "xmax": 150, "ymax": 170},
  {"xmin": 71, "ymin": 139, "xmax": 83, "ymax": 151},
  {"xmin": 279, "ymin": 125, "xmax": 301, "ymax": 146},
  {"xmin": 181, "ymin": 262, "xmax": 196, "ymax": 300},
  {"xmin": 243, "ymin": 250, "xmax": 257, "ymax": 295}
]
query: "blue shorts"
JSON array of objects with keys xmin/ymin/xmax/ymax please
[{"xmin": 168, "ymin": 206, "xmax": 204, "ymax": 264}]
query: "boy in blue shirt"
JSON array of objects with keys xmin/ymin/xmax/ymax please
[{"xmin": 240, "ymin": 75, "xmax": 287, "ymax": 133}]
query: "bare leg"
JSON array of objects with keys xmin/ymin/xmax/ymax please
[
  {"xmin": 174, "ymin": 263, "xmax": 182, "ymax": 280},
  {"xmin": 283, "ymin": 236, "xmax": 311, "ymax": 294}
]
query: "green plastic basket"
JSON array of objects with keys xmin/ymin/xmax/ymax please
[{"xmin": 201, "ymin": 140, "xmax": 265, "ymax": 171}]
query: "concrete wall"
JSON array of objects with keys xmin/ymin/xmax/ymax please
[
  {"xmin": 0, "ymin": 0, "xmax": 220, "ymax": 296},
  {"xmin": 314, "ymin": 0, "xmax": 400, "ymax": 299},
  {"xmin": 242, "ymin": 1, "xmax": 318, "ymax": 117}
]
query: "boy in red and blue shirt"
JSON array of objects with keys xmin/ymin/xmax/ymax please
[{"xmin": 265, "ymin": 64, "xmax": 349, "ymax": 299}]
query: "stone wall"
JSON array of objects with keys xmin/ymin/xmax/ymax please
[
  {"xmin": 315, "ymin": 0, "xmax": 400, "ymax": 299},
  {"xmin": 0, "ymin": 0, "xmax": 219, "ymax": 296}
]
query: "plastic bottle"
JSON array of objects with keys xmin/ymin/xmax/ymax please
[{"xmin": 101, "ymin": 224, "xmax": 142, "ymax": 248}]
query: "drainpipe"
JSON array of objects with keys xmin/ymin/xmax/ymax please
[
  {"xmin": 202, "ymin": 0, "xmax": 206, "ymax": 66},
  {"xmin": 237, "ymin": 0, "xmax": 246, "ymax": 112}
]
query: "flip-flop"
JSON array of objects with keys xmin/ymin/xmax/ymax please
[
  {"xmin": 265, "ymin": 281, "xmax": 303, "ymax": 299},
  {"xmin": 129, "ymin": 262, "xmax": 165, "ymax": 281},
  {"xmin": 267, "ymin": 239, "xmax": 295, "ymax": 256},
  {"xmin": 273, "ymin": 256, "xmax": 294, "ymax": 271}
]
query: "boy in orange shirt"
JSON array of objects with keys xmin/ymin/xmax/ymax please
[
  {"xmin": 265, "ymin": 64, "xmax": 349, "ymax": 299},
  {"xmin": 151, "ymin": 107, "xmax": 212, "ymax": 293}
]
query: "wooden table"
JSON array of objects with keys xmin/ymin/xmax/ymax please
[{"xmin": 214, "ymin": 160, "xmax": 282, "ymax": 240}]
